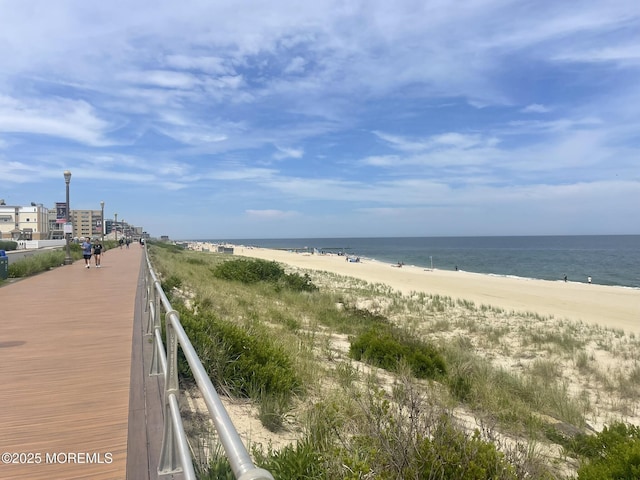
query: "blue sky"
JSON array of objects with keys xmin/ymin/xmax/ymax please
[{"xmin": 1, "ymin": 1, "xmax": 639, "ymax": 239}]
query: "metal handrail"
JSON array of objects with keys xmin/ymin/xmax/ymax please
[{"xmin": 143, "ymin": 246, "xmax": 274, "ymax": 480}]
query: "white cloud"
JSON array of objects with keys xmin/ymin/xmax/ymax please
[
  {"xmin": 207, "ymin": 167, "xmax": 277, "ymax": 181},
  {"xmin": 245, "ymin": 209, "xmax": 298, "ymax": 219},
  {"xmin": 284, "ymin": 56, "xmax": 307, "ymax": 74},
  {"xmin": 119, "ymin": 70, "xmax": 200, "ymax": 90},
  {"xmin": 164, "ymin": 54, "xmax": 230, "ymax": 74},
  {"xmin": 361, "ymin": 155, "xmax": 400, "ymax": 167},
  {"xmin": 0, "ymin": 96, "xmax": 113, "ymax": 146},
  {"xmin": 522, "ymin": 104, "xmax": 552, "ymax": 113},
  {"xmin": 273, "ymin": 145, "xmax": 304, "ymax": 160},
  {"xmin": 553, "ymin": 45, "xmax": 640, "ymax": 65}
]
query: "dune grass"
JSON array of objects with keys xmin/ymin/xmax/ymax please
[{"xmin": 148, "ymin": 243, "xmax": 640, "ymax": 479}]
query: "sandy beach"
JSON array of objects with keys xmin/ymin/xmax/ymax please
[
  {"xmin": 179, "ymin": 241, "xmax": 640, "ymax": 471},
  {"xmin": 224, "ymin": 245, "xmax": 640, "ymax": 335}
]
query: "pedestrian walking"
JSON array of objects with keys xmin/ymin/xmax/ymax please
[
  {"xmin": 81, "ymin": 237, "xmax": 92, "ymax": 268},
  {"xmin": 93, "ymin": 240, "xmax": 103, "ymax": 268}
]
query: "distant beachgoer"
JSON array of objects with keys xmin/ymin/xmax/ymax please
[
  {"xmin": 119, "ymin": 238, "xmax": 124, "ymax": 249},
  {"xmin": 455, "ymin": 265, "xmax": 458, "ymax": 271},
  {"xmin": 564, "ymin": 275, "xmax": 567, "ymax": 282},
  {"xmin": 587, "ymin": 276, "xmax": 592, "ymax": 284}
]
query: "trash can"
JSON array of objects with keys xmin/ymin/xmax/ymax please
[{"xmin": 0, "ymin": 256, "xmax": 8, "ymax": 280}]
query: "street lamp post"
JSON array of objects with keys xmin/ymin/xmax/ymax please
[
  {"xmin": 114, "ymin": 213, "xmax": 118, "ymax": 245},
  {"xmin": 63, "ymin": 170, "xmax": 73, "ymax": 265},
  {"xmin": 100, "ymin": 201, "xmax": 105, "ymax": 245}
]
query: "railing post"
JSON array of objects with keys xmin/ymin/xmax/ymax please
[
  {"xmin": 158, "ymin": 310, "xmax": 182, "ymax": 474},
  {"xmin": 147, "ymin": 279, "xmax": 161, "ymax": 336},
  {"xmin": 144, "ymin": 268, "xmax": 153, "ymax": 335},
  {"xmin": 149, "ymin": 280, "xmax": 164, "ymax": 376},
  {"xmin": 143, "ymin": 267, "xmax": 150, "ymax": 312}
]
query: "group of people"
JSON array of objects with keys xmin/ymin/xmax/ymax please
[
  {"xmin": 80, "ymin": 237, "xmax": 145, "ymax": 268},
  {"xmin": 80, "ymin": 237, "xmax": 103, "ymax": 268}
]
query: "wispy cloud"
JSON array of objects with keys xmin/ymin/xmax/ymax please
[
  {"xmin": 245, "ymin": 209, "xmax": 298, "ymax": 219},
  {"xmin": 274, "ymin": 145, "xmax": 304, "ymax": 160},
  {"xmin": 522, "ymin": 104, "xmax": 552, "ymax": 113},
  {"xmin": 0, "ymin": 96, "xmax": 113, "ymax": 146}
]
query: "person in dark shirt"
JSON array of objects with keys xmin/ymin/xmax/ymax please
[{"xmin": 93, "ymin": 240, "xmax": 104, "ymax": 268}]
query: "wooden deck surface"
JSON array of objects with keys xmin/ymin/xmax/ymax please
[{"xmin": 0, "ymin": 245, "xmax": 143, "ymax": 480}]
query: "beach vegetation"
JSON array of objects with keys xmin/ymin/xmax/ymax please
[
  {"xmin": 147, "ymin": 244, "xmax": 640, "ymax": 479},
  {"xmin": 0, "ymin": 240, "xmax": 119, "ymax": 285},
  {"xmin": 6, "ymin": 244, "xmax": 82, "ymax": 278},
  {"xmin": 349, "ymin": 326, "xmax": 446, "ymax": 379},
  {"xmin": 175, "ymin": 304, "xmax": 302, "ymax": 403},
  {"xmin": 0, "ymin": 240, "xmax": 18, "ymax": 251},
  {"xmin": 7, "ymin": 250, "xmax": 68, "ymax": 277},
  {"xmin": 563, "ymin": 422, "xmax": 640, "ymax": 479},
  {"xmin": 212, "ymin": 257, "xmax": 318, "ymax": 292}
]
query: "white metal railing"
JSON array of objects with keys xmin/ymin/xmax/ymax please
[{"xmin": 143, "ymin": 246, "xmax": 274, "ymax": 480}]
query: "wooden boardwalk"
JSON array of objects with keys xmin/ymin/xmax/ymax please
[{"xmin": 0, "ymin": 245, "xmax": 145, "ymax": 480}]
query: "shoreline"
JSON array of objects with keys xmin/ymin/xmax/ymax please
[
  {"xmin": 189, "ymin": 235, "xmax": 640, "ymax": 289},
  {"xmin": 207, "ymin": 243, "xmax": 640, "ymax": 335}
]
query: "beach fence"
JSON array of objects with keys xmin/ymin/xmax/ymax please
[{"xmin": 143, "ymin": 247, "xmax": 274, "ymax": 480}]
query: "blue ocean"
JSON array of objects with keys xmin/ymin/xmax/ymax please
[{"xmin": 205, "ymin": 236, "xmax": 640, "ymax": 288}]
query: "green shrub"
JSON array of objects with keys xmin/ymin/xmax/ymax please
[
  {"xmin": 253, "ymin": 440, "xmax": 325, "ymax": 480},
  {"xmin": 0, "ymin": 240, "xmax": 18, "ymax": 251},
  {"xmin": 412, "ymin": 420, "xmax": 517, "ymax": 479},
  {"xmin": 213, "ymin": 258, "xmax": 284, "ymax": 284},
  {"xmin": 213, "ymin": 258, "xmax": 318, "ymax": 292},
  {"xmin": 161, "ymin": 274, "xmax": 182, "ymax": 299},
  {"xmin": 152, "ymin": 241, "xmax": 184, "ymax": 252},
  {"xmin": 565, "ymin": 422, "xmax": 640, "ymax": 479},
  {"xmin": 333, "ymin": 384, "xmax": 516, "ymax": 479},
  {"xmin": 350, "ymin": 326, "xmax": 446, "ymax": 379},
  {"xmin": 200, "ymin": 456, "xmax": 234, "ymax": 480},
  {"xmin": 449, "ymin": 372, "xmax": 474, "ymax": 402},
  {"xmin": 186, "ymin": 257, "xmax": 206, "ymax": 265},
  {"xmin": 280, "ymin": 272, "xmax": 318, "ymax": 292},
  {"xmin": 176, "ymin": 306, "xmax": 302, "ymax": 400},
  {"xmin": 7, "ymin": 250, "xmax": 76, "ymax": 277},
  {"xmin": 328, "ymin": 305, "xmax": 390, "ymax": 333}
]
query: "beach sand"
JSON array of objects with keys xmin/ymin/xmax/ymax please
[{"xmin": 230, "ymin": 245, "xmax": 640, "ymax": 335}]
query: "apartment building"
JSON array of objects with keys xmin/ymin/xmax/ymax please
[
  {"xmin": 71, "ymin": 209, "xmax": 104, "ymax": 240},
  {"xmin": 0, "ymin": 203, "xmax": 50, "ymax": 240},
  {"xmin": 0, "ymin": 201, "xmax": 141, "ymax": 243}
]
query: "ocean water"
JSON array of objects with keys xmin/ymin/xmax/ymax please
[{"xmin": 206, "ymin": 236, "xmax": 640, "ymax": 288}]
